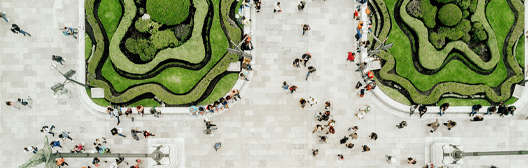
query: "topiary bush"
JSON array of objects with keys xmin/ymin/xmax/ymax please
[
  {"xmin": 457, "ymin": 0, "xmax": 470, "ymax": 9},
  {"xmin": 438, "ymin": 4, "xmax": 462, "ymax": 26},
  {"xmin": 433, "ymin": 0, "xmax": 454, "ymax": 3},
  {"xmin": 146, "ymin": 0, "xmax": 190, "ymax": 25}
]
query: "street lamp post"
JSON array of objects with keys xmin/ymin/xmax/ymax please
[{"xmin": 50, "ymin": 64, "xmax": 90, "ymax": 89}]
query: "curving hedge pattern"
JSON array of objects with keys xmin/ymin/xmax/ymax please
[{"xmin": 375, "ymin": 0, "xmax": 524, "ymax": 105}]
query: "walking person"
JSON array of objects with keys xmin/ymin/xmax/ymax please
[
  {"xmin": 0, "ymin": 11, "xmax": 8, "ymax": 22},
  {"xmin": 443, "ymin": 120, "xmax": 457, "ymax": 131},
  {"xmin": 419, "ymin": 105, "xmax": 427, "ymax": 118},
  {"xmin": 24, "ymin": 146, "xmax": 38, "ymax": 154},
  {"xmin": 369, "ymin": 132, "xmax": 378, "ymax": 140},
  {"xmin": 110, "ymin": 128, "xmax": 126, "ymax": 137},
  {"xmin": 41, "ymin": 125, "xmax": 56, "ymax": 136},
  {"xmin": 337, "ymin": 154, "xmax": 344, "ymax": 163},
  {"xmin": 299, "ymin": 98, "xmax": 307, "ymax": 109},
  {"xmin": 6, "ymin": 100, "xmax": 20, "ymax": 110},
  {"xmin": 507, "ymin": 105, "xmax": 516, "ymax": 116},
  {"xmin": 143, "ymin": 130, "xmax": 155, "ymax": 138},
  {"xmin": 318, "ymin": 135, "xmax": 328, "ymax": 143},
  {"xmin": 11, "ymin": 24, "xmax": 31, "ymax": 36},
  {"xmin": 470, "ymin": 115, "xmax": 484, "ymax": 122},
  {"xmin": 55, "ymin": 157, "xmax": 68, "ymax": 167},
  {"xmin": 289, "ymin": 85, "xmax": 297, "ymax": 94},
  {"xmin": 312, "ymin": 124, "xmax": 323, "ymax": 133},
  {"xmin": 438, "ymin": 103, "xmax": 449, "ymax": 116},
  {"xmin": 470, "ymin": 104, "xmax": 482, "ymax": 117},
  {"xmin": 346, "ymin": 143, "xmax": 354, "ymax": 148},
  {"xmin": 356, "ymin": 62, "xmax": 367, "ymax": 72},
  {"xmin": 136, "ymin": 105, "xmax": 144, "ymax": 117},
  {"xmin": 386, "ymin": 155, "xmax": 396, "ymax": 164},
  {"xmin": 17, "ymin": 96, "xmax": 32, "ymax": 109},
  {"xmin": 302, "ymin": 24, "xmax": 310, "ymax": 36},
  {"xmin": 302, "ymin": 52, "xmax": 311, "ymax": 67},
  {"xmin": 306, "ymin": 66, "xmax": 316, "ymax": 80},
  {"xmin": 484, "ymin": 106, "xmax": 496, "ymax": 115},
  {"xmin": 408, "ymin": 157, "xmax": 417, "ymax": 165},
  {"xmin": 62, "ymin": 27, "xmax": 78, "ymax": 39},
  {"xmin": 308, "ymin": 96, "xmax": 317, "ymax": 106},
  {"xmin": 254, "ymin": 0, "xmax": 261, "ymax": 12},
  {"xmin": 59, "ymin": 131, "xmax": 74, "ymax": 142},
  {"xmin": 396, "ymin": 121, "xmax": 407, "ymax": 129},
  {"xmin": 427, "ymin": 119, "xmax": 440, "ymax": 133},
  {"xmin": 52, "ymin": 55, "xmax": 66, "ymax": 67},
  {"xmin": 293, "ymin": 58, "xmax": 303, "ymax": 68},
  {"xmin": 214, "ymin": 142, "xmax": 222, "ymax": 151},
  {"xmin": 410, "ymin": 104, "xmax": 417, "ymax": 117},
  {"xmin": 362, "ymin": 145, "xmax": 370, "ymax": 152},
  {"xmin": 273, "ymin": 2, "xmax": 281, "ymax": 12},
  {"xmin": 312, "ymin": 149, "xmax": 318, "ymax": 157},
  {"xmin": 50, "ymin": 140, "xmax": 63, "ymax": 148},
  {"xmin": 298, "ymin": 1, "xmax": 306, "ymax": 11},
  {"xmin": 340, "ymin": 136, "xmax": 349, "ymax": 144},
  {"xmin": 282, "ymin": 81, "xmax": 290, "ymax": 93}
]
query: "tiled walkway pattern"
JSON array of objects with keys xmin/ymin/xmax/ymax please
[{"xmin": 1, "ymin": 0, "xmax": 528, "ymax": 168}]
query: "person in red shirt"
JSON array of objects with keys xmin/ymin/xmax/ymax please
[
  {"xmin": 354, "ymin": 10, "xmax": 359, "ymax": 20},
  {"xmin": 56, "ymin": 157, "xmax": 68, "ymax": 167},
  {"xmin": 143, "ymin": 130, "xmax": 155, "ymax": 138},
  {"xmin": 326, "ymin": 126, "xmax": 335, "ymax": 134}
]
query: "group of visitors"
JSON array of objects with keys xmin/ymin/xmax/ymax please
[
  {"xmin": 189, "ymin": 89, "xmax": 242, "ymax": 116},
  {"xmin": 5, "ymin": 96, "xmax": 32, "ymax": 110}
]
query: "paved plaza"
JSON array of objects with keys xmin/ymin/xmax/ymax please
[{"xmin": 1, "ymin": 0, "xmax": 528, "ymax": 168}]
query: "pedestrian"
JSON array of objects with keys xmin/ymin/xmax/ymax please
[
  {"xmin": 427, "ymin": 119, "xmax": 440, "ymax": 133},
  {"xmin": 143, "ymin": 130, "xmax": 155, "ymax": 138},
  {"xmin": 318, "ymin": 135, "xmax": 328, "ymax": 143},
  {"xmin": 214, "ymin": 142, "xmax": 222, "ymax": 151},
  {"xmin": 41, "ymin": 125, "xmax": 56, "ymax": 136},
  {"xmin": 136, "ymin": 105, "xmax": 144, "ymax": 117},
  {"xmin": 306, "ymin": 66, "xmax": 316, "ymax": 80},
  {"xmin": 282, "ymin": 81, "xmax": 290, "ymax": 93},
  {"xmin": 92, "ymin": 157, "xmax": 101, "ymax": 167},
  {"xmin": 189, "ymin": 105, "xmax": 198, "ymax": 116},
  {"xmin": 356, "ymin": 62, "xmax": 367, "ymax": 72},
  {"xmin": 254, "ymin": 0, "xmax": 261, "ymax": 12},
  {"xmin": 498, "ymin": 102, "xmax": 508, "ymax": 117},
  {"xmin": 17, "ymin": 96, "xmax": 32, "ymax": 109},
  {"xmin": 111, "ymin": 128, "xmax": 126, "ymax": 137},
  {"xmin": 357, "ymin": 88, "xmax": 366, "ymax": 97},
  {"xmin": 297, "ymin": 1, "xmax": 306, "ymax": 11},
  {"xmin": 274, "ymin": 2, "xmax": 281, "ymax": 12},
  {"xmin": 347, "ymin": 52, "xmax": 356, "ymax": 62},
  {"xmin": 325, "ymin": 119, "xmax": 336, "ymax": 127},
  {"xmin": 356, "ymin": 110, "xmax": 365, "ymax": 120},
  {"xmin": 348, "ymin": 126, "xmax": 359, "ymax": 132},
  {"xmin": 125, "ymin": 107, "xmax": 133, "ymax": 118},
  {"xmin": 312, "ymin": 149, "xmax": 318, "ymax": 157},
  {"xmin": 6, "ymin": 100, "xmax": 20, "ymax": 110},
  {"xmin": 346, "ymin": 143, "xmax": 354, "ymax": 148},
  {"xmin": 484, "ymin": 106, "xmax": 496, "ymax": 115},
  {"xmin": 62, "ymin": 27, "xmax": 78, "ymax": 39},
  {"xmin": 215, "ymin": 100, "xmax": 225, "ymax": 111},
  {"xmin": 470, "ymin": 115, "xmax": 484, "ymax": 122},
  {"xmin": 325, "ymin": 101, "xmax": 331, "ymax": 109},
  {"xmin": 419, "ymin": 105, "xmax": 427, "ymax": 118},
  {"xmin": 410, "ymin": 104, "xmax": 417, "ymax": 117},
  {"xmin": 220, "ymin": 97, "xmax": 229, "ymax": 109},
  {"xmin": 11, "ymin": 24, "xmax": 31, "ymax": 36},
  {"xmin": 50, "ymin": 140, "xmax": 63, "ymax": 148},
  {"xmin": 386, "ymin": 155, "xmax": 395, "ymax": 164},
  {"xmin": 59, "ymin": 131, "xmax": 74, "ymax": 142},
  {"xmin": 230, "ymin": 89, "xmax": 241, "ymax": 100},
  {"xmin": 326, "ymin": 126, "xmax": 335, "ymax": 134},
  {"xmin": 350, "ymin": 132, "xmax": 358, "ymax": 139},
  {"xmin": 507, "ymin": 105, "xmax": 516, "ymax": 116},
  {"xmin": 302, "ymin": 52, "xmax": 311, "ymax": 67},
  {"xmin": 131, "ymin": 128, "xmax": 142, "ymax": 141},
  {"xmin": 369, "ymin": 132, "xmax": 378, "ymax": 140},
  {"xmin": 107, "ymin": 106, "xmax": 114, "ymax": 117},
  {"xmin": 56, "ymin": 157, "xmax": 68, "ymax": 167},
  {"xmin": 470, "ymin": 104, "xmax": 482, "ymax": 117},
  {"xmin": 359, "ymin": 105, "xmax": 371, "ymax": 113},
  {"xmin": 0, "ymin": 11, "xmax": 8, "ymax": 22},
  {"xmin": 205, "ymin": 119, "xmax": 217, "ymax": 129},
  {"xmin": 289, "ymin": 85, "xmax": 298, "ymax": 94},
  {"xmin": 337, "ymin": 154, "xmax": 344, "ymax": 163},
  {"xmin": 340, "ymin": 136, "xmax": 349, "ymax": 144},
  {"xmin": 312, "ymin": 124, "xmax": 323, "ymax": 133},
  {"xmin": 293, "ymin": 58, "xmax": 303, "ymax": 68},
  {"xmin": 71, "ymin": 144, "xmax": 84, "ymax": 153},
  {"xmin": 308, "ymin": 96, "xmax": 317, "ymax": 106},
  {"xmin": 52, "ymin": 55, "xmax": 66, "ymax": 67},
  {"xmin": 396, "ymin": 121, "xmax": 407, "ymax": 129},
  {"xmin": 302, "ymin": 24, "xmax": 310, "ymax": 36},
  {"xmin": 408, "ymin": 157, "xmax": 417, "ymax": 165},
  {"xmin": 362, "ymin": 145, "xmax": 370, "ymax": 152},
  {"xmin": 239, "ymin": 71, "xmax": 249, "ymax": 81},
  {"xmin": 443, "ymin": 120, "xmax": 456, "ymax": 131},
  {"xmin": 24, "ymin": 146, "xmax": 38, "ymax": 154},
  {"xmin": 299, "ymin": 98, "xmax": 307, "ymax": 109},
  {"xmin": 438, "ymin": 103, "xmax": 449, "ymax": 116},
  {"xmin": 112, "ymin": 107, "xmax": 121, "ymax": 125},
  {"xmin": 242, "ymin": 18, "xmax": 252, "ymax": 26}
]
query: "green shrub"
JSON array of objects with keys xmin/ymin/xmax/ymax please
[
  {"xmin": 146, "ymin": 0, "xmax": 190, "ymax": 25},
  {"xmin": 471, "ymin": 22, "xmax": 483, "ymax": 31},
  {"xmin": 476, "ymin": 30, "xmax": 487, "ymax": 41},
  {"xmin": 422, "ymin": 0, "xmax": 437, "ymax": 28},
  {"xmin": 150, "ymin": 30, "xmax": 179, "ymax": 49},
  {"xmin": 468, "ymin": 0, "xmax": 477, "ymax": 13},
  {"xmin": 429, "ymin": 32, "xmax": 445, "ymax": 49},
  {"xmin": 135, "ymin": 19, "xmax": 151, "ymax": 33},
  {"xmin": 433, "ymin": 0, "xmax": 454, "ymax": 3},
  {"xmin": 462, "ymin": 34, "xmax": 471, "ymax": 42},
  {"xmin": 462, "ymin": 10, "xmax": 469, "ymax": 18},
  {"xmin": 174, "ymin": 24, "xmax": 193, "ymax": 41},
  {"xmin": 457, "ymin": 0, "xmax": 470, "ymax": 9},
  {"xmin": 438, "ymin": 4, "xmax": 462, "ymax": 26}
]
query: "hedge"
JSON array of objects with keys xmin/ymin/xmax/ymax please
[{"xmin": 146, "ymin": 0, "xmax": 190, "ymax": 25}]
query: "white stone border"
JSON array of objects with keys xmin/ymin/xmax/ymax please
[
  {"xmin": 77, "ymin": 1, "xmax": 255, "ymax": 116},
  {"xmin": 364, "ymin": 0, "xmax": 528, "ymax": 116}
]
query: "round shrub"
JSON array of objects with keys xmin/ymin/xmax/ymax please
[
  {"xmin": 135, "ymin": 19, "xmax": 151, "ymax": 33},
  {"xmin": 438, "ymin": 4, "xmax": 462, "ymax": 26},
  {"xmin": 434, "ymin": 0, "xmax": 454, "ymax": 3},
  {"xmin": 462, "ymin": 34, "xmax": 471, "ymax": 42},
  {"xmin": 146, "ymin": 0, "xmax": 190, "ymax": 25},
  {"xmin": 457, "ymin": 0, "xmax": 470, "ymax": 10},
  {"xmin": 462, "ymin": 10, "xmax": 469, "ymax": 18}
]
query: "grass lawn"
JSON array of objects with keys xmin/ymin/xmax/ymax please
[
  {"xmin": 515, "ymin": 35, "xmax": 525, "ymax": 67},
  {"xmin": 198, "ymin": 73, "xmax": 238, "ymax": 105},
  {"xmin": 102, "ymin": 0, "xmax": 229, "ymax": 94},
  {"xmin": 486, "ymin": 0, "xmax": 515, "ymax": 58},
  {"xmin": 98, "ymin": 0, "xmax": 122, "ymax": 41},
  {"xmin": 146, "ymin": 0, "xmax": 190, "ymax": 25},
  {"xmin": 85, "ymin": 36, "xmax": 92, "ymax": 60},
  {"xmin": 128, "ymin": 98, "xmax": 160, "ymax": 107}
]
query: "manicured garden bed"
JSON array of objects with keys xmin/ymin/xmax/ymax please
[
  {"xmin": 85, "ymin": 0, "xmax": 242, "ymax": 106},
  {"xmin": 372, "ymin": 0, "xmax": 524, "ymax": 105}
]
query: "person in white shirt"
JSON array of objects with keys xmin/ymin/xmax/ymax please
[{"xmin": 274, "ymin": 2, "xmax": 281, "ymax": 12}]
